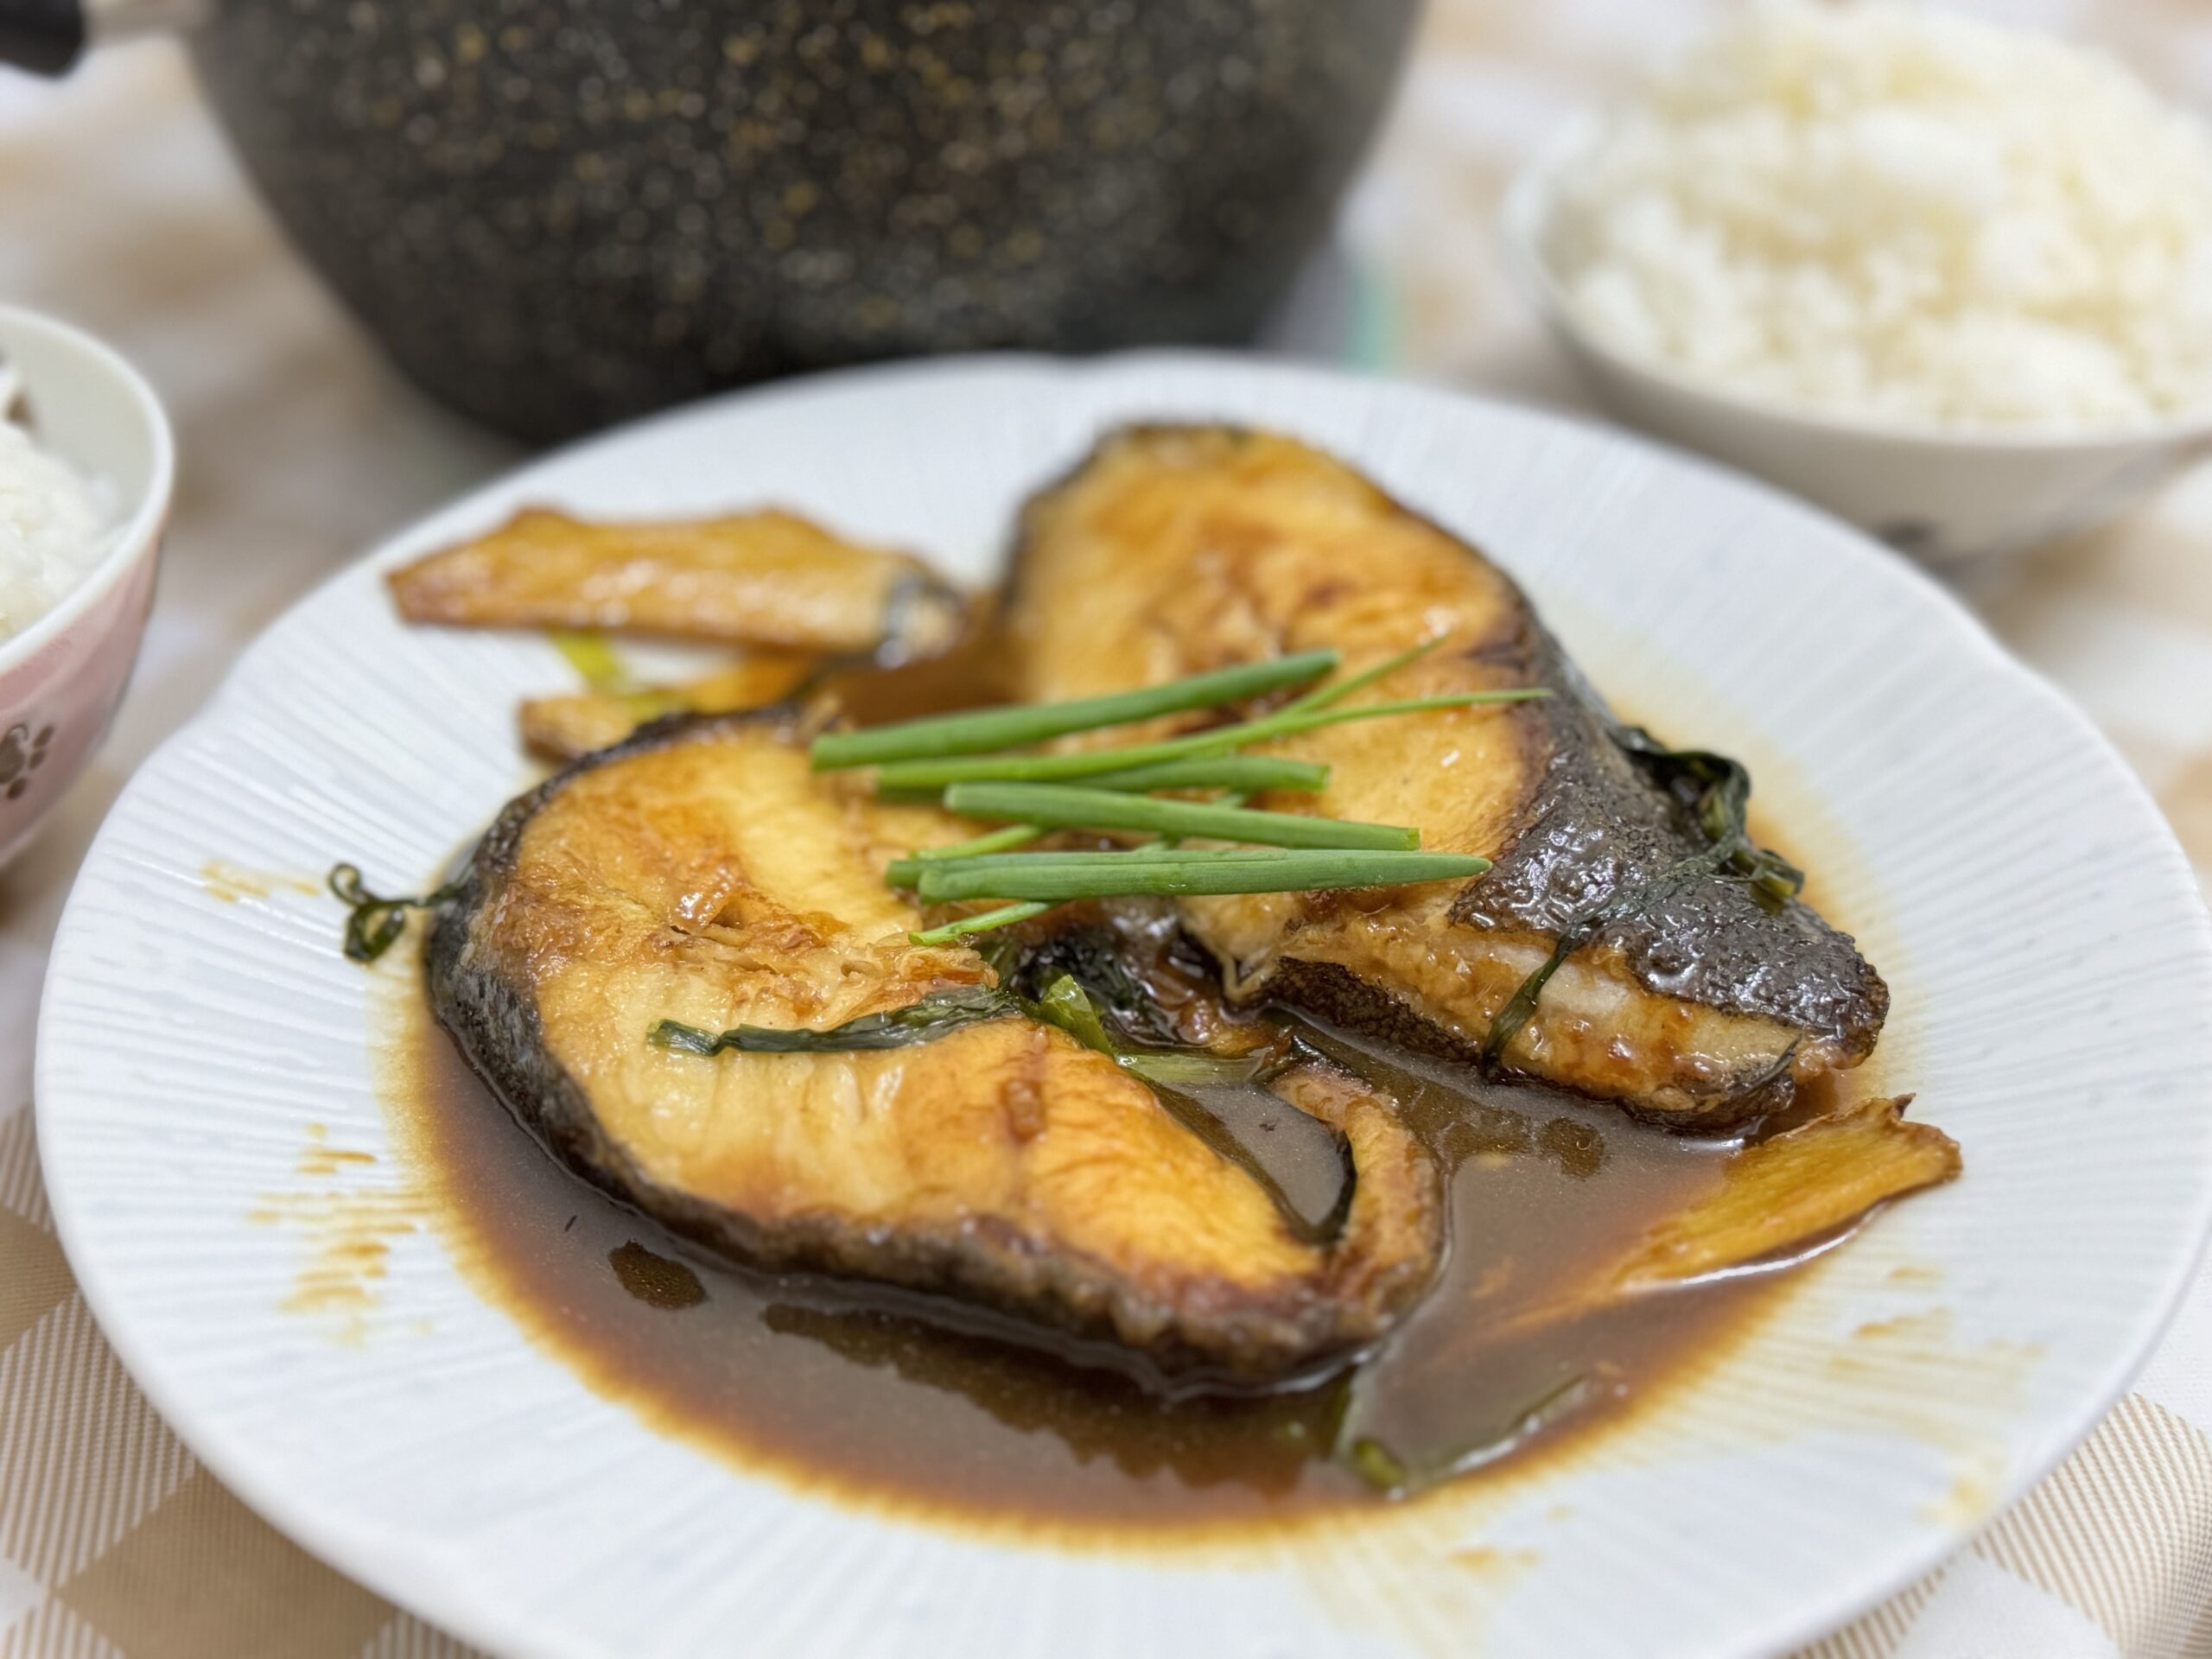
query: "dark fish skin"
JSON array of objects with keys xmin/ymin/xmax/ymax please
[
  {"xmin": 1006, "ymin": 425, "xmax": 1888, "ymax": 1129},
  {"xmin": 1443, "ymin": 625, "xmax": 1889, "ymax": 1115},
  {"xmin": 425, "ymin": 709, "xmax": 1442, "ymax": 1386}
]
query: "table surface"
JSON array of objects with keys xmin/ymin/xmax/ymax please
[{"xmin": 3, "ymin": 4, "xmax": 2211, "ymax": 1656}]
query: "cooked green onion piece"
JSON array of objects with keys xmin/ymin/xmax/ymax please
[
  {"xmin": 549, "ymin": 629, "xmax": 634, "ymax": 694},
  {"xmin": 810, "ymin": 649, "xmax": 1338, "ymax": 770},
  {"xmin": 872, "ymin": 690, "xmax": 1548, "ymax": 791},
  {"xmin": 942, "ymin": 781, "xmax": 1417, "ymax": 850},
  {"xmin": 1343, "ymin": 1437, "xmax": 1411, "ymax": 1494},
  {"xmin": 650, "ymin": 972, "xmax": 1262, "ymax": 1087},
  {"xmin": 1339, "ymin": 1373, "xmax": 1593, "ymax": 1498},
  {"xmin": 912, "ymin": 849, "xmax": 1487, "ymax": 903},
  {"xmin": 1118, "ymin": 1052, "xmax": 1272, "ymax": 1087},
  {"xmin": 648, "ymin": 987, "xmax": 1017, "ymax": 1056},
  {"xmin": 1028, "ymin": 974, "xmax": 1267, "ymax": 1088},
  {"xmin": 1030, "ymin": 971, "xmax": 1118, "ymax": 1052},
  {"xmin": 327, "ymin": 862, "xmax": 462, "ymax": 964}
]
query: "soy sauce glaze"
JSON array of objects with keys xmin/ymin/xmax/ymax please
[
  {"xmin": 382, "ymin": 647, "xmax": 1853, "ymax": 1529},
  {"xmin": 389, "ymin": 989, "xmax": 1817, "ymax": 1531}
]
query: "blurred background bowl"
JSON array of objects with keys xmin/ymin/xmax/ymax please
[
  {"xmin": 190, "ymin": 0, "xmax": 1422, "ymax": 444},
  {"xmin": 1500, "ymin": 124, "xmax": 2212, "ymax": 569},
  {"xmin": 0, "ymin": 305, "xmax": 173, "ymax": 872}
]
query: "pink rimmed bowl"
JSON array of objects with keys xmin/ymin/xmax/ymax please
[{"xmin": 0, "ymin": 305, "xmax": 174, "ymax": 871}]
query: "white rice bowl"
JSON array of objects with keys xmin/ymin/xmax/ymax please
[
  {"xmin": 0, "ymin": 361, "xmax": 118, "ymax": 647},
  {"xmin": 1542, "ymin": 2, "xmax": 2212, "ymax": 431}
]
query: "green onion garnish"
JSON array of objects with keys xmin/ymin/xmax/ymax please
[
  {"xmin": 904, "ymin": 759, "xmax": 1325, "ymax": 918},
  {"xmin": 906, "ymin": 901, "xmax": 1053, "ymax": 945},
  {"xmin": 942, "ymin": 781, "xmax": 1417, "ymax": 851},
  {"xmin": 910, "ymin": 849, "xmax": 1488, "ymax": 903},
  {"xmin": 911, "ymin": 823, "xmax": 1047, "ymax": 861},
  {"xmin": 871, "ymin": 690, "xmax": 1548, "ymax": 792},
  {"xmin": 810, "ymin": 649, "xmax": 1339, "ymax": 771},
  {"xmin": 886, "ymin": 845, "xmax": 1298, "ymax": 887},
  {"xmin": 1279, "ymin": 633, "xmax": 1447, "ymax": 716},
  {"xmin": 1072, "ymin": 754, "xmax": 1329, "ymax": 793}
]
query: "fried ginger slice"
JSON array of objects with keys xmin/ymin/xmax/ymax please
[
  {"xmin": 1613, "ymin": 1095, "xmax": 1961, "ymax": 1289},
  {"xmin": 390, "ymin": 507, "xmax": 966, "ymax": 655}
]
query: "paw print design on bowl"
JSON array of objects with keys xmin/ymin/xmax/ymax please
[{"xmin": 0, "ymin": 721, "xmax": 55, "ymax": 802}]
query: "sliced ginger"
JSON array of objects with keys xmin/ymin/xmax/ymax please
[
  {"xmin": 390, "ymin": 507, "xmax": 966, "ymax": 655},
  {"xmin": 1615, "ymin": 1095, "xmax": 1961, "ymax": 1289}
]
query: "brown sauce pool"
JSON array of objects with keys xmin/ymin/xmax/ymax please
[
  {"xmin": 385, "ymin": 986, "xmax": 1820, "ymax": 1535},
  {"xmin": 372, "ymin": 636, "xmax": 1866, "ymax": 1537}
]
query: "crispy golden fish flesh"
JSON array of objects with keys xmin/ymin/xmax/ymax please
[
  {"xmin": 427, "ymin": 709, "xmax": 1442, "ymax": 1381},
  {"xmin": 1008, "ymin": 427, "xmax": 1889, "ymax": 1129},
  {"xmin": 390, "ymin": 507, "xmax": 967, "ymax": 655}
]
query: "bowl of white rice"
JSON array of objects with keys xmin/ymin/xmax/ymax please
[
  {"xmin": 1503, "ymin": 2, "xmax": 2212, "ymax": 566},
  {"xmin": 0, "ymin": 304, "xmax": 173, "ymax": 871}
]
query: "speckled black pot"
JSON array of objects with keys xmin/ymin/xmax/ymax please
[{"xmin": 188, "ymin": 1, "xmax": 1420, "ymax": 443}]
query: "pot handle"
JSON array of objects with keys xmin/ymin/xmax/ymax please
[
  {"xmin": 0, "ymin": 0, "xmax": 84, "ymax": 73},
  {"xmin": 0, "ymin": 0, "xmax": 206, "ymax": 73}
]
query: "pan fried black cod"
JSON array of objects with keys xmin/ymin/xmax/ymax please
[
  {"xmin": 1006, "ymin": 427, "xmax": 1886, "ymax": 1129},
  {"xmin": 425, "ymin": 709, "xmax": 1441, "ymax": 1382}
]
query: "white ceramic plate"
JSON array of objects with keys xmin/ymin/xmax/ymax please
[{"xmin": 37, "ymin": 353, "xmax": 2212, "ymax": 1659}]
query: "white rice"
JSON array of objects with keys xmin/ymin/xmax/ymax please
[
  {"xmin": 0, "ymin": 365, "xmax": 118, "ymax": 648},
  {"xmin": 1541, "ymin": 3, "xmax": 2212, "ymax": 430}
]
